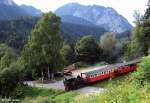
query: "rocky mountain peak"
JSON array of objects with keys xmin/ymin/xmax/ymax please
[
  {"xmin": 0, "ymin": 0, "xmax": 16, "ymax": 6},
  {"xmin": 55, "ymin": 3, "xmax": 133, "ymax": 33}
]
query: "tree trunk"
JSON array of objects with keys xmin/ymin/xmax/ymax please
[
  {"xmin": 41, "ymin": 70, "xmax": 44, "ymax": 88},
  {"xmin": 47, "ymin": 66, "xmax": 50, "ymax": 80},
  {"xmin": 51, "ymin": 72, "xmax": 54, "ymax": 80}
]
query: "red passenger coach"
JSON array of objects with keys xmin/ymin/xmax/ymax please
[{"xmin": 82, "ymin": 59, "xmax": 141, "ymax": 83}]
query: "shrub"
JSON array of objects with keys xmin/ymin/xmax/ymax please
[
  {"xmin": 134, "ymin": 55, "xmax": 150, "ymax": 83},
  {"xmin": 0, "ymin": 62, "xmax": 24, "ymax": 97},
  {"xmin": 73, "ymin": 79, "xmax": 150, "ymax": 103}
]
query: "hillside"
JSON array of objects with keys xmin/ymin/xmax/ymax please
[
  {"xmin": 0, "ymin": 0, "xmax": 42, "ymax": 20},
  {"xmin": 20, "ymin": 4, "xmax": 42, "ymax": 16},
  {"xmin": 60, "ymin": 15, "xmax": 94, "ymax": 26},
  {"xmin": 0, "ymin": 17, "xmax": 38, "ymax": 50},
  {"xmin": 61, "ymin": 22, "xmax": 106, "ymax": 42},
  {"xmin": 0, "ymin": 17, "xmax": 107, "ymax": 50}
]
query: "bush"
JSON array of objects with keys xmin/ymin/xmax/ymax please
[
  {"xmin": 13, "ymin": 83, "xmax": 24, "ymax": 98},
  {"xmin": 73, "ymin": 78, "xmax": 150, "ymax": 103},
  {"xmin": 0, "ymin": 62, "xmax": 24, "ymax": 97},
  {"xmin": 134, "ymin": 55, "xmax": 150, "ymax": 83}
]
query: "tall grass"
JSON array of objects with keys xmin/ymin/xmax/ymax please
[{"xmin": 73, "ymin": 78, "xmax": 150, "ymax": 103}]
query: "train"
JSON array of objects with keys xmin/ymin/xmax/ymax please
[{"xmin": 63, "ymin": 58, "xmax": 142, "ymax": 91}]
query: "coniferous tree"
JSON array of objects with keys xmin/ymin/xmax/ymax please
[
  {"xmin": 130, "ymin": 1, "xmax": 150, "ymax": 57},
  {"xmin": 144, "ymin": 0, "xmax": 150, "ymax": 19}
]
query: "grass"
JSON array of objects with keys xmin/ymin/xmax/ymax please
[
  {"xmin": 73, "ymin": 75, "xmax": 150, "ymax": 103},
  {"xmin": 23, "ymin": 86, "xmax": 65, "ymax": 97},
  {"xmin": 22, "ymin": 86, "xmax": 78, "ymax": 103},
  {"xmin": 73, "ymin": 83, "xmax": 150, "ymax": 103}
]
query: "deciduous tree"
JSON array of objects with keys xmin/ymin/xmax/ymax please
[
  {"xmin": 75, "ymin": 35, "xmax": 102, "ymax": 63},
  {"xmin": 21, "ymin": 12, "xmax": 64, "ymax": 80},
  {"xmin": 61, "ymin": 43, "xmax": 75, "ymax": 65},
  {"xmin": 100, "ymin": 32, "xmax": 117, "ymax": 52}
]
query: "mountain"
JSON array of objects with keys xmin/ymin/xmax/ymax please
[
  {"xmin": 0, "ymin": 17, "xmax": 39, "ymax": 50},
  {"xmin": 60, "ymin": 15, "xmax": 94, "ymax": 26},
  {"xmin": 55, "ymin": 3, "xmax": 133, "ymax": 33},
  {"xmin": 61, "ymin": 22, "xmax": 106, "ymax": 43},
  {"xmin": 0, "ymin": 0, "xmax": 27, "ymax": 20},
  {"xmin": 0, "ymin": 0, "xmax": 42, "ymax": 20},
  {"xmin": 20, "ymin": 5, "xmax": 42, "ymax": 16},
  {"xmin": 0, "ymin": 17, "xmax": 107, "ymax": 50},
  {"xmin": 0, "ymin": 0, "xmax": 16, "ymax": 6}
]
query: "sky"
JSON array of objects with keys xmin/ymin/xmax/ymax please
[{"xmin": 13, "ymin": 0, "xmax": 149, "ymax": 25}]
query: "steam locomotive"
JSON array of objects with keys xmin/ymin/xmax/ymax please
[{"xmin": 63, "ymin": 58, "xmax": 142, "ymax": 91}]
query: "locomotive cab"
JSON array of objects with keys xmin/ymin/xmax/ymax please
[{"xmin": 63, "ymin": 75, "xmax": 85, "ymax": 91}]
